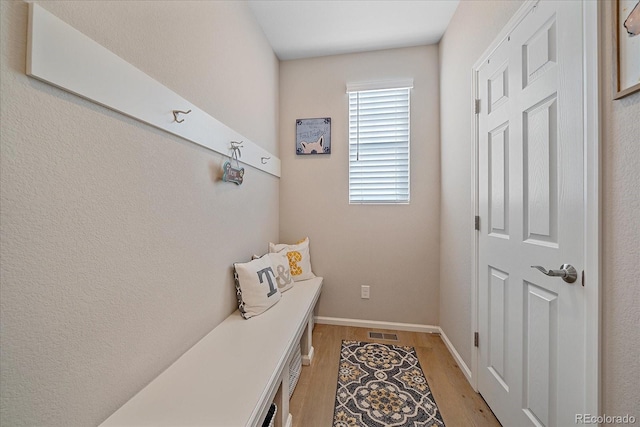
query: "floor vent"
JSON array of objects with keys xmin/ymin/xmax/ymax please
[{"xmin": 368, "ymin": 332, "xmax": 399, "ymax": 341}]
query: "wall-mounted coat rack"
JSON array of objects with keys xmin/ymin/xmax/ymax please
[{"xmin": 26, "ymin": 3, "xmax": 280, "ymax": 178}]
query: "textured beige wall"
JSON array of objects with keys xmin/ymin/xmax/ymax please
[
  {"xmin": 600, "ymin": 2, "xmax": 640, "ymax": 420},
  {"xmin": 440, "ymin": 0, "xmax": 640, "ymax": 419},
  {"xmin": 279, "ymin": 46, "xmax": 441, "ymax": 326},
  {"xmin": 438, "ymin": 0, "xmax": 524, "ymax": 367},
  {"xmin": 0, "ymin": 1, "xmax": 279, "ymax": 425}
]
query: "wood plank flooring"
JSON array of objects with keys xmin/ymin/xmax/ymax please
[{"xmin": 289, "ymin": 324, "xmax": 500, "ymax": 427}]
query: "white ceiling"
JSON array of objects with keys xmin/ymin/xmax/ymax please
[{"xmin": 248, "ymin": 0, "xmax": 460, "ymax": 61}]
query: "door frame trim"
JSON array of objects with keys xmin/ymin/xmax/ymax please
[{"xmin": 469, "ymin": 0, "xmax": 600, "ymax": 416}]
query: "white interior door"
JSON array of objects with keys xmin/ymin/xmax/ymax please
[{"xmin": 477, "ymin": 1, "xmax": 585, "ymax": 426}]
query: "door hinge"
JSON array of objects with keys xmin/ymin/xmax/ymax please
[
  {"xmin": 475, "ymin": 216, "xmax": 480, "ymax": 231},
  {"xmin": 475, "ymin": 99, "xmax": 481, "ymax": 114},
  {"xmin": 474, "ymin": 332, "xmax": 479, "ymax": 347}
]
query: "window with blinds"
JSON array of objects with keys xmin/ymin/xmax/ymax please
[{"xmin": 348, "ymin": 83, "xmax": 411, "ymax": 204}]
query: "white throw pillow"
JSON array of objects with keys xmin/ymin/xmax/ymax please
[
  {"xmin": 269, "ymin": 237, "xmax": 315, "ymax": 281},
  {"xmin": 233, "ymin": 255, "xmax": 282, "ymax": 319}
]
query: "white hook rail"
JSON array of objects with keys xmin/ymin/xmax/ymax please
[{"xmin": 26, "ymin": 3, "xmax": 280, "ymax": 178}]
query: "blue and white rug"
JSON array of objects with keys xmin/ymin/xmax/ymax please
[{"xmin": 333, "ymin": 340, "xmax": 445, "ymax": 427}]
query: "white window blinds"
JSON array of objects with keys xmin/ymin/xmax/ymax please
[{"xmin": 348, "ymin": 84, "xmax": 411, "ymax": 204}]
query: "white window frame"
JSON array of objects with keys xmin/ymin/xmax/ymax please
[{"xmin": 347, "ymin": 79, "xmax": 413, "ymax": 204}]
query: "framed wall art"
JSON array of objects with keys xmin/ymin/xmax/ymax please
[
  {"xmin": 613, "ymin": 0, "xmax": 640, "ymax": 99},
  {"xmin": 296, "ymin": 118, "xmax": 331, "ymax": 155}
]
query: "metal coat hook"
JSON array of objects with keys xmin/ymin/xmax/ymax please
[
  {"xmin": 172, "ymin": 109, "xmax": 192, "ymax": 123},
  {"xmin": 261, "ymin": 157, "xmax": 270, "ymax": 164},
  {"xmin": 223, "ymin": 141, "xmax": 245, "ymax": 185},
  {"xmin": 230, "ymin": 141, "xmax": 244, "ymax": 159}
]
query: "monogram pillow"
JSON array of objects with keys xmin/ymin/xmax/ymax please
[
  {"xmin": 233, "ymin": 255, "xmax": 282, "ymax": 319},
  {"xmin": 269, "ymin": 237, "xmax": 315, "ymax": 282}
]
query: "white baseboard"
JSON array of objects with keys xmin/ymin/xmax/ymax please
[
  {"xmin": 438, "ymin": 328, "xmax": 473, "ymax": 385},
  {"xmin": 285, "ymin": 413, "xmax": 292, "ymax": 427},
  {"xmin": 314, "ymin": 316, "xmax": 440, "ymax": 334}
]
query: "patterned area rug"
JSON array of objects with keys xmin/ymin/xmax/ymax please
[{"xmin": 333, "ymin": 340, "xmax": 445, "ymax": 427}]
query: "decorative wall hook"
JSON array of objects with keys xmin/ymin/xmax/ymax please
[
  {"xmin": 261, "ymin": 157, "xmax": 270, "ymax": 164},
  {"xmin": 222, "ymin": 141, "xmax": 245, "ymax": 185},
  {"xmin": 172, "ymin": 109, "xmax": 192, "ymax": 123},
  {"xmin": 229, "ymin": 141, "xmax": 244, "ymax": 159}
]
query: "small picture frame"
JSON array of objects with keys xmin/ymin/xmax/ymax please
[
  {"xmin": 296, "ymin": 118, "xmax": 331, "ymax": 155},
  {"xmin": 613, "ymin": 0, "xmax": 640, "ymax": 99}
]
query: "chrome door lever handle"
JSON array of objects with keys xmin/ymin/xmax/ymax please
[{"xmin": 531, "ymin": 264, "xmax": 578, "ymax": 284}]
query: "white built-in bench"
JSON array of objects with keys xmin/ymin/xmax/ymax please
[{"xmin": 101, "ymin": 277, "xmax": 323, "ymax": 427}]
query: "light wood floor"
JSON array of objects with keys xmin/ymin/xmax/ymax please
[{"xmin": 290, "ymin": 324, "xmax": 500, "ymax": 427}]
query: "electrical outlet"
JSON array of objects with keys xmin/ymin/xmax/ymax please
[{"xmin": 361, "ymin": 285, "xmax": 370, "ymax": 299}]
